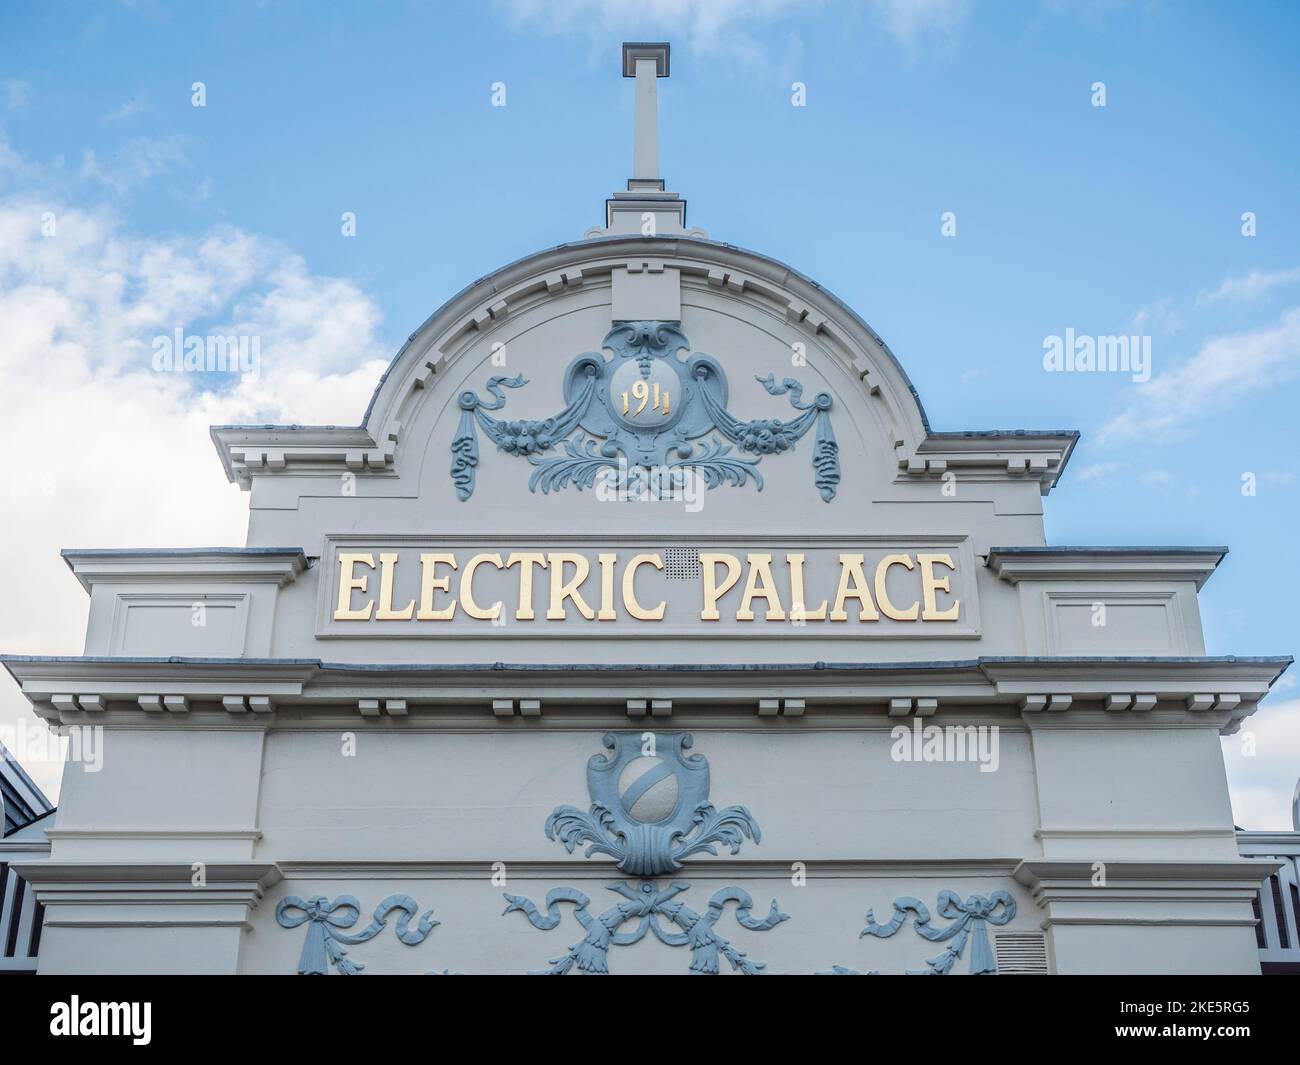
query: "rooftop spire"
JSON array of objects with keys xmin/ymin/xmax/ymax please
[
  {"xmin": 623, "ymin": 42, "xmax": 669, "ymax": 184},
  {"xmin": 587, "ymin": 43, "xmax": 703, "ymax": 240}
]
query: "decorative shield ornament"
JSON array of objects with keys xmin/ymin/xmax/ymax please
[
  {"xmin": 545, "ymin": 731, "xmax": 762, "ymax": 877},
  {"xmin": 595, "ymin": 734, "xmax": 706, "ymax": 817},
  {"xmin": 569, "ymin": 321, "xmax": 718, "ymax": 467},
  {"xmin": 586, "ymin": 733, "xmax": 708, "ymax": 876},
  {"xmin": 451, "ymin": 321, "xmax": 840, "ymax": 501}
]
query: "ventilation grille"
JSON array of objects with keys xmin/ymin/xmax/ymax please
[
  {"xmin": 994, "ymin": 931, "xmax": 1049, "ymax": 974},
  {"xmin": 663, "ymin": 547, "xmax": 701, "ymax": 580}
]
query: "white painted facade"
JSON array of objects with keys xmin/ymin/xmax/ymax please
[{"xmin": 2, "ymin": 44, "xmax": 1290, "ymax": 976}]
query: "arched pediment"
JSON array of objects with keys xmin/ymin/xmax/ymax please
[{"xmin": 212, "ymin": 235, "xmax": 1075, "ymax": 510}]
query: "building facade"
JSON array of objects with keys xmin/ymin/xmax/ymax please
[
  {"xmin": 1, "ymin": 743, "xmax": 54, "ymax": 974},
  {"xmin": 2, "ymin": 44, "xmax": 1291, "ymax": 976}
]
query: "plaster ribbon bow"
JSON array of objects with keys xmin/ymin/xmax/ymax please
[
  {"xmin": 276, "ymin": 894, "xmax": 438, "ymax": 975},
  {"xmin": 863, "ymin": 890, "xmax": 1015, "ymax": 976}
]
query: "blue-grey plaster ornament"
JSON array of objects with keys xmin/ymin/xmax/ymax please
[
  {"xmin": 503, "ymin": 880, "xmax": 788, "ymax": 975},
  {"xmin": 276, "ymin": 893, "xmax": 439, "ymax": 975},
  {"xmin": 451, "ymin": 321, "xmax": 839, "ymax": 501},
  {"xmin": 545, "ymin": 732, "xmax": 762, "ymax": 877},
  {"xmin": 824, "ymin": 890, "xmax": 1016, "ymax": 975}
]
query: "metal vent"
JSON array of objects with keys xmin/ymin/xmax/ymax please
[
  {"xmin": 994, "ymin": 931, "xmax": 1049, "ymax": 974},
  {"xmin": 663, "ymin": 547, "xmax": 701, "ymax": 580}
]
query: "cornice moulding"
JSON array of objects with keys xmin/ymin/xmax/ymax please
[
  {"xmin": 61, "ymin": 547, "xmax": 308, "ymax": 590},
  {"xmin": 43, "ymin": 828, "xmax": 262, "ymax": 842},
  {"xmin": 1014, "ymin": 858, "xmax": 1282, "ymax": 886},
  {"xmin": 987, "ymin": 546, "xmax": 1227, "ymax": 589},
  {"xmin": 275, "ymin": 857, "xmax": 1022, "ymax": 879},
  {"xmin": 1014, "ymin": 858, "xmax": 1283, "ymax": 916},
  {"xmin": 1236, "ymin": 831, "xmax": 1300, "ymax": 849},
  {"xmin": 5, "ymin": 654, "xmax": 1287, "ymax": 688},
  {"xmin": 11, "ymin": 861, "xmax": 284, "ymax": 918},
  {"xmin": 905, "ymin": 432, "xmax": 1079, "ymax": 493},
  {"xmin": 0, "ymin": 840, "xmax": 52, "ymax": 856},
  {"xmin": 4, "ymin": 654, "xmax": 1288, "ymax": 735},
  {"xmin": 1035, "ymin": 826, "xmax": 1238, "ymax": 839}
]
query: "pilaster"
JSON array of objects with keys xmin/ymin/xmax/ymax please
[
  {"xmin": 14, "ymin": 860, "xmax": 282, "ymax": 975},
  {"xmin": 1014, "ymin": 859, "xmax": 1278, "ymax": 974}
]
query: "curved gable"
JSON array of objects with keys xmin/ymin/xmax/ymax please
[
  {"xmin": 200, "ymin": 43, "xmax": 1084, "ymax": 668},
  {"xmin": 212, "ymin": 235, "xmax": 1074, "ymax": 526}
]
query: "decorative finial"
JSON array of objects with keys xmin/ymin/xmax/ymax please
[
  {"xmin": 587, "ymin": 43, "xmax": 701, "ymax": 239},
  {"xmin": 622, "ymin": 43, "xmax": 670, "ymax": 185}
]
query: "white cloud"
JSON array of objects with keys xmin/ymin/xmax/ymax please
[
  {"xmin": 867, "ymin": 0, "xmax": 972, "ymax": 51},
  {"xmin": 101, "ymin": 96, "xmax": 148, "ymax": 124},
  {"xmin": 180, "ymin": 175, "xmax": 215, "ymax": 205},
  {"xmin": 1074, "ymin": 460, "xmax": 1123, "ymax": 483},
  {"xmin": 1130, "ymin": 297, "xmax": 1180, "ymax": 335},
  {"xmin": 80, "ymin": 135, "xmax": 188, "ymax": 195},
  {"xmin": 1199, "ymin": 266, "xmax": 1300, "ymax": 306},
  {"xmin": 1223, "ymin": 698, "xmax": 1300, "ymax": 830},
  {"xmin": 0, "ymin": 131, "xmax": 43, "ymax": 183},
  {"xmin": 0, "ymin": 197, "xmax": 389, "ymax": 799},
  {"xmin": 1098, "ymin": 308, "xmax": 1300, "ymax": 442}
]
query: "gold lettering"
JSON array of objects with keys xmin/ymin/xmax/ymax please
[
  {"xmin": 829, "ymin": 553, "xmax": 881, "ymax": 621},
  {"xmin": 699, "ymin": 553, "xmax": 742, "ymax": 621},
  {"xmin": 874, "ymin": 553, "xmax": 919, "ymax": 621},
  {"xmin": 918, "ymin": 553, "xmax": 960, "ymax": 621},
  {"xmin": 461, "ymin": 553, "xmax": 505, "ymax": 620},
  {"xmin": 375, "ymin": 552, "xmax": 415, "ymax": 620},
  {"xmin": 623, "ymin": 553, "xmax": 666, "ymax": 620},
  {"xmin": 334, "ymin": 552, "xmax": 376, "ymax": 621},
  {"xmin": 416, "ymin": 552, "xmax": 458, "ymax": 621},
  {"xmin": 506, "ymin": 552, "xmax": 548, "ymax": 620},
  {"xmin": 597, "ymin": 553, "xmax": 618, "ymax": 621},
  {"xmin": 786, "ymin": 552, "xmax": 827, "ymax": 620},
  {"xmin": 547, "ymin": 552, "xmax": 595, "ymax": 620},
  {"xmin": 335, "ymin": 545, "xmax": 956, "ymax": 627},
  {"xmin": 737, "ymin": 553, "xmax": 786, "ymax": 621}
]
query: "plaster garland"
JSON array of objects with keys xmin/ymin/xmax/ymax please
[
  {"xmin": 825, "ymin": 890, "xmax": 1016, "ymax": 975},
  {"xmin": 504, "ymin": 880, "xmax": 788, "ymax": 975}
]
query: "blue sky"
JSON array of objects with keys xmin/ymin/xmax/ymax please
[{"xmin": 1, "ymin": 0, "xmax": 1297, "ymax": 817}]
